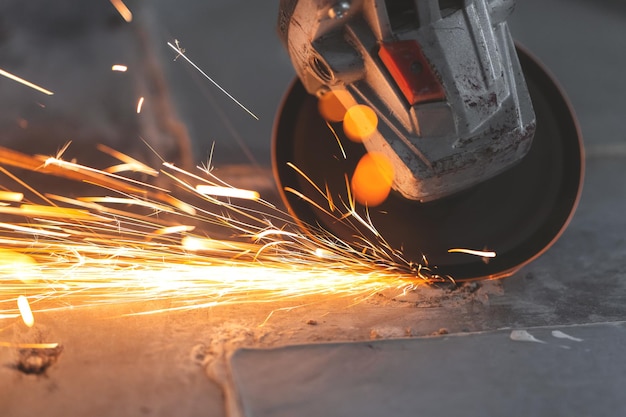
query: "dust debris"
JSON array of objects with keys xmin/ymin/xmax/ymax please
[
  {"xmin": 551, "ymin": 330, "xmax": 583, "ymax": 342},
  {"xmin": 463, "ymin": 281, "xmax": 481, "ymax": 293},
  {"xmin": 15, "ymin": 344, "xmax": 63, "ymax": 375},
  {"xmin": 369, "ymin": 326, "xmax": 406, "ymax": 340},
  {"xmin": 382, "ymin": 279, "xmax": 503, "ymax": 310},
  {"xmin": 509, "ymin": 330, "xmax": 546, "ymax": 344},
  {"xmin": 306, "ymin": 319, "xmax": 318, "ymax": 326},
  {"xmin": 190, "ymin": 343, "xmax": 209, "ymax": 366}
]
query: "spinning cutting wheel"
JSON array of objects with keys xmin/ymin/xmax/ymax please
[{"xmin": 272, "ymin": 47, "xmax": 584, "ymax": 280}]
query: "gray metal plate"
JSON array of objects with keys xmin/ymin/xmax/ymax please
[{"xmin": 231, "ymin": 322, "xmax": 626, "ymax": 417}]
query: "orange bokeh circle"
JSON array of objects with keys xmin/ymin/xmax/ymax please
[
  {"xmin": 343, "ymin": 104, "xmax": 378, "ymax": 142},
  {"xmin": 351, "ymin": 152, "xmax": 394, "ymax": 207}
]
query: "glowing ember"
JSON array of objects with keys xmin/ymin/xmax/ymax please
[
  {"xmin": 112, "ymin": 64, "xmax": 128, "ymax": 72},
  {"xmin": 17, "ymin": 296, "xmax": 34, "ymax": 327},
  {"xmin": 110, "ymin": 0, "xmax": 133, "ymax": 22},
  {"xmin": 0, "ymin": 67, "xmax": 54, "ymax": 95}
]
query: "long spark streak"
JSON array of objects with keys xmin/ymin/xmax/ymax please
[
  {"xmin": 0, "ymin": 342, "xmax": 60, "ymax": 349},
  {"xmin": 0, "ymin": 67, "xmax": 54, "ymax": 95},
  {"xmin": 167, "ymin": 41, "xmax": 259, "ymax": 120},
  {"xmin": 0, "ymin": 145, "xmax": 441, "ymax": 318},
  {"xmin": 110, "ymin": 0, "xmax": 133, "ymax": 22}
]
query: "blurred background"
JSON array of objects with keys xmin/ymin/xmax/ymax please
[
  {"xmin": 151, "ymin": 0, "xmax": 626, "ymax": 165},
  {"xmin": 1, "ymin": 0, "xmax": 625, "ymax": 173}
]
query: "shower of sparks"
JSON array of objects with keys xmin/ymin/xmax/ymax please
[
  {"xmin": 0, "ymin": 145, "xmax": 443, "ymax": 318},
  {"xmin": 112, "ymin": 65, "xmax": 128, "ymax": 72},
  {"xmin": 167, "ymin": 40, "xmax": 259, "ymax": 121},
  {"xmin": 0, "ymin": 67, "xmax": 54, "ymax": 96},
  {"xmin": 136, "ymin": 96, "xmax": 145, "ymax": 113},
  {"xmin": 110, "ymin": 0, "xmax": 133, "ymax": 22}
]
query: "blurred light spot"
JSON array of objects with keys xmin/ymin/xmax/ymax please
[
  {"xmin": 318, "ymin": 90, "xmax": 356, "ymax": 122},
  {"xmin": 351, "ymin": 152, "xmax": 394, "ymax": 206},
  {"xmin": 343, "ymin": 104, "xmax": 378, "ymax": 142}
]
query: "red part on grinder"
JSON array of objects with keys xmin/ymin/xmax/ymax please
[{"xmin": 378, "ymin": 40, "xmax": 446, "ymax": 105}]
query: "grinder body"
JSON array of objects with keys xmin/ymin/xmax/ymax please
[{"xmin": 273, "ymin": 0, "xmax": 584, "ymax": 280}]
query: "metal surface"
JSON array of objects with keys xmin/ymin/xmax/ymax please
[
  {"xmin": 231, "ymin": 322, "xmax": 626, "ymax": 417},
  {"xmin": 277, "ymin": 0, "xmax": 536, "ymax": 201},
  {"xmin": 273, "ymin": 46, "xmax": 584, "ymax": 280}
]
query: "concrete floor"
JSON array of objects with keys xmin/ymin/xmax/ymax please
[{"xmin": 1, "ymin": 0, "xmax": 626, "ymax": 416}]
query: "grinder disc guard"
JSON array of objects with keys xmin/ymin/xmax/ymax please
[{"xmin": 272, "ymin": 47, "xmax": 584, "ymax": 280}]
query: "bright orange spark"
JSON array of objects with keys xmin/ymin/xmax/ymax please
[
  {"xmin": 0, "ymin": 222, "xmax": 70, "ymax": 237},
  {"xmin": 0, "ymin": 342, "xmax": 60, "ymax": 349},
  {"xmin": 111, "ymin": 64, "xmax": 128, "ymax": 72},
  {"xmin": 17, "ymin": 296, "xmax": 35, "ymax": 327},
  {"xmin": 150, "ymin": 225, "xmax": 196, "ymax": 237},
  {"xmin": 0, "ymin": 67, "xmax": 54, "ymax": 95},
  {"xmin": 16, "ymin": 204, "xmax": 97, "ymax": 221},
  {"xmin": 98, "ymin": 144, "xmax": 159, "ymax": 177},
  {"xmin": 110, "ymin": 0, "xmax": 133, "ymax": 22}
]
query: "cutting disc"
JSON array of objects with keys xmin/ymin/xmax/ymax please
[{"xmin": 272, "ymin": 47, "xmax": 584, "ymax": 280}]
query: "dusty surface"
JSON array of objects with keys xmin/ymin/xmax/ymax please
[{"xmin": 0, "ymin": 282, "xmax": 520, "ymax": 416}]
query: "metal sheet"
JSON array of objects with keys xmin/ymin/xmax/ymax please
[{"xmin": 231, "ymin": 322, "xmax": 626, "ymax": 417}]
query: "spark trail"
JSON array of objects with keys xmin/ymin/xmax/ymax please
[{"xmin": 168, "ymin": 40, "xmax": 259, "ymax": 120}]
